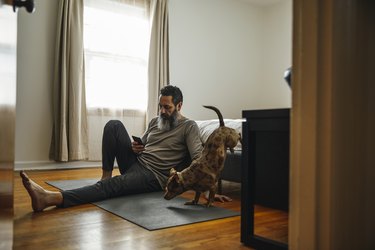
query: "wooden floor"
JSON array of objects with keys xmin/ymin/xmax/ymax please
[{"xmin": 13, "ymin": 168, "xmax": 288, "ymax": 249}]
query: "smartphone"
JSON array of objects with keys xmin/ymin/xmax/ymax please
[{"xmin": 132, "ymin": 135, "xmax": 144, "ymax": 145}]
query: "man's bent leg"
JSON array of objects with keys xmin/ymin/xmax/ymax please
[
  {"xmin": 101, "ymin": 120, "xmax": 137, "ymax": 179},
  {"xmin": 101, "ymin": 170, "xmax": 112, "ymax": 180}
]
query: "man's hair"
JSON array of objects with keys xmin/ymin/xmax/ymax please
[{"xmin": 160, "ymin": 85, "xmax": 183, "ymax": 105}]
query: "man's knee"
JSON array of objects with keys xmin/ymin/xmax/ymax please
[
  {"xmin": 105, "ymin": 119, "xmax": 122, "ymax": 126},
  {"xmin": 104, "ymin": 120, "xmax": 123, "ymax": 132}
]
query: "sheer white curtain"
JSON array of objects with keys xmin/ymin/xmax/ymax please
[{"xmin": 84, "ymin": 0, "xmax": 150, "ymax": 160}]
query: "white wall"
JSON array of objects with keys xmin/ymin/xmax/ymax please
[
  {"xmin": 169, "ymin": 0, "xmax": 292, "ymax": 120},
  {"xmin": 261, "ymin": 0, "xmax": 292, "ymax": 108},
  {"xmin": 15, "ymin": 0, "xmax": 292, "ymax": 164},
  {"xmin": 15, "ymin": 0, "xmax": 58, "ymax": 163}
]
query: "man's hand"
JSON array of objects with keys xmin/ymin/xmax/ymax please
[{"xmin": 132, "ymin": 141, "xmax": 145, "ymax": 154}]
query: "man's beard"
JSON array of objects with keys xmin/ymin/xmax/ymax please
[{"xmin": 157, "ymin": 110, "xmax": 178, "ymax": 131}]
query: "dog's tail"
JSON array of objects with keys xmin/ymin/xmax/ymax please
[{"xmin": 203, "ymin": 105, "xmax": 224, "ymax": 127}]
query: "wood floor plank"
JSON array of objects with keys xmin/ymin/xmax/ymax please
[{"xmin": 13, "ymin": 168, "xmax": 287, "ymax": 249}]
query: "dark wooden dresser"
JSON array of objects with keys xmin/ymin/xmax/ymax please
[{"xmin": 241, "ymin": 108, "xmax": 290, "ymax": 249}]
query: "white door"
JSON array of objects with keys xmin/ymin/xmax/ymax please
[{"xmin": 0, "ymin": 1, "xmax": 18, "ymax": 249}]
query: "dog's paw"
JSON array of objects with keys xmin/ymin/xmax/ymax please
[
  {"xmin": 184, "ymin": 200, "xmax": 198, "ymax": 205},
  {"xmin": 205, "ymin": 201, "xmax": 214, "ymax": 207}
]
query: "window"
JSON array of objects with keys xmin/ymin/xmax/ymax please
[{"xmin": 84, "ymin": 0, "xmax": 150, "ymax": 111}]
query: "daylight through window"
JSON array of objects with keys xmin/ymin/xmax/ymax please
[{"xmin": 84, "ymin": 0, "xmax": 150, "ymax": 111}]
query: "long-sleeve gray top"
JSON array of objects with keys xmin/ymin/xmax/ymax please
[{"xmin": 137, "ymin": 116, "xmax": 203, "ymax": 188}]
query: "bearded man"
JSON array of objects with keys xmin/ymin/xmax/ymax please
[{"xmin": 20, "ymin": 85, "xmax": 230, "ymax": 212}]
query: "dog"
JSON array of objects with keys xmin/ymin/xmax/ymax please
[{"xmin": 163, "ymin": 105, "xmax": 242, "ymax": 207}]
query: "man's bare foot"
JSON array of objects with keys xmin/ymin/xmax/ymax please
[
  {"xmin": 101, "ymin": 170, "xmax": 113, "ymax": 180},
  {"xmin": 214, "ymin": 194, "xmax": 232, "ymax": 203},
  {"xmin": 20, "ymin": 171, "xmax": 62, "ymax": 212},
  {"xmin": 203, "ymin": 192, "xmax": 232, "ymax": 203}
]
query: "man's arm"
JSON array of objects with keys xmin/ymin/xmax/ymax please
[
  {"xmin": 132, "ymin": 117, "xmax": 156, "ymax": 154},
  {"xmin": 185, "ymin": 121, "xmax": 203, "ymax": 160}
]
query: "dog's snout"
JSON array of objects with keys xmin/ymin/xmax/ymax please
[{"xmin": 164, "ymin": 191, "xmax": 175, "ymax": 200}]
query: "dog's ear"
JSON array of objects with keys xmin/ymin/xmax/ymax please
[
  {"xmin": 173, "ymin": 173, "xmax": 182, "ymax": 184},
  {"xmin": 170, "ymin": 168, "xmax": 176, "ymax": 176},
  {"xmin": 170, "ymin": 168, "xmax": 182, "ymax": 184}
]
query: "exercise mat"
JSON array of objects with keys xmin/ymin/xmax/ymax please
[{"xmin": 46, "ymin": 179, "xmax": 240, "ymax": 230}]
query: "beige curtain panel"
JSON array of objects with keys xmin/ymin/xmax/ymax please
[
  {"xmin": 50, "ymin": 0, "xmax": 88, "ymax": 161},
  {"xmin": 147, "ymin": 0, "xmax": 170, "ymax": 123}
]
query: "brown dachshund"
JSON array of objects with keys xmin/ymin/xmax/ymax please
[{"xmin": 164, "ymin": 105, "xmax": 241, "ymax": 207}]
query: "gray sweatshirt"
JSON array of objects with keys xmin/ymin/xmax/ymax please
[{"xmin": 137, "ymin": 117, "xmax": 203, "ymax": 188}]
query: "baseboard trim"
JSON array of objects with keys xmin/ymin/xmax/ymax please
[{"xmin": 15, "ymin": 161, "xmax": 102, "ymax": 171}]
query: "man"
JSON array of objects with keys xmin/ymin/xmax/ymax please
[{"xmin": 21, "ymin": 85, "xmax": 230, "ymax": 212}]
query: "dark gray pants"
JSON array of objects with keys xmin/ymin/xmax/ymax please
[{"xmin": 61, "ymin": 120, "xmax": 161, "ymax": 208}]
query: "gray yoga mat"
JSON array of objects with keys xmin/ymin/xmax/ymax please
[{"xmin": 46, "ymin": 179, "xmax": 240, "ymax": 230}]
